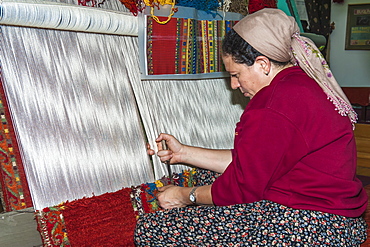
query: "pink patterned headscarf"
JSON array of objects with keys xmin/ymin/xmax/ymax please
[{"xmin": 233, "ymin": 8, "xmax": 357, "ymax": 125}]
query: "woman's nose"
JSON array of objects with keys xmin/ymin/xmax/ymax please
[{"xmin": 230, "ymin": 78, "xmax": 240, "ymax": 90}]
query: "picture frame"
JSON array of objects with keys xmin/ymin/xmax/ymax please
[{"xmin": 345, "ymin": 4, "xmax": 370, "ymax": 50}]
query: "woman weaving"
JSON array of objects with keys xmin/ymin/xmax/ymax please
[{"xmin": 135, "ymin": 9, "xmax": 368, "ymax": 246}]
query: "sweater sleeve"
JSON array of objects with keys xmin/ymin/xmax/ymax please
[{"xmin": 211, "ymin": 108, "xmax": 308, "ymax": 206}]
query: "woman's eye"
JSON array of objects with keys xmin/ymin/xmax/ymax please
[{"xmin": 231, "ymin": 74, "xmax": 238, "ymax": 78}]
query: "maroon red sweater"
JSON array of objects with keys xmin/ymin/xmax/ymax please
[{"xmin": 212, "ymin": 66, "xmax": 368, "ymax": 217}]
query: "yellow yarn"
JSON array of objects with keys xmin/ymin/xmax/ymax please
[
  {"xmin": 155, "ymin": 179, "xmax": 164, "ymax": 188},
  {"xmin": 143, "ymin": 0, "xmax": 174, "ymax": 5},
  {"xmin": 144, "ymin": 0, "xmax": 176, "ymax": 25}
]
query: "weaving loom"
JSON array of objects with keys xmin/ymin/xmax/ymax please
[
  {"xmin": 0, "ymin": 0, "xmax": 246, "ymax": 245},
  {"xmin": 0, "ymin": 4, "xmax": 153, "ymax": 210}
]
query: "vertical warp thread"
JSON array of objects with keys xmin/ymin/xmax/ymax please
[
  {"xmin": 0, "ymin": 25, "xmax": 154, "ymax": 210},
  {"xmin": 131, "ymin": 78, "xmax": 247, "ymax": 179},
  {"xmin": 0, "ymin": 0, "xmax": 249, "ymax": 210}
]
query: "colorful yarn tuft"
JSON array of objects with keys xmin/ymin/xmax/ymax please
[
  {"xmin": 119, "ymin": 0, "xmax": 177, "ymax": 24},
  {"xmin": 147, "ymin": 0, "xmax": 177, "ymax": 24},
  {"xmin": 131, "ymin": 169, "xmax": 197, "ymax": 216},
  {"xmin": 120, "ymin": 0, "xmax": 145, "ymax": 16}
]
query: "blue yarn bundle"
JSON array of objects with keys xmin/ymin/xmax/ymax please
[{"xmin": 176, "ymin": 0, "xmax": 221, "ymax": 14}]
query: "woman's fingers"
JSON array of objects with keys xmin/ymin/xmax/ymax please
[
  {"xmin": 146, "ymin": 142, "xmax": 155, "ymax": 155},
  {"xmin": 158, "ymin": 150, "xmax": 173, "ymax": 163}
]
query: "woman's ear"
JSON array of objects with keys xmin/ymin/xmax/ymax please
[{"xmin": 255, "ymin": 56, "xmax": 271, "ymax": 76}]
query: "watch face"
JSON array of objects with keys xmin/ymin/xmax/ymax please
[{"xmin": 190, "ymin": 194, "xmax": 196, "ymax": 203}]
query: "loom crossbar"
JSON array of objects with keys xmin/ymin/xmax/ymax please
[{"xmin": 0, "ymin": 0, "xmax": 139, "ymax": 36}]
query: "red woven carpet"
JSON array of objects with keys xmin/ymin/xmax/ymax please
[
  {"xmin": 60, "ymin": 183, "xmax": 370, "ymax": 247},
  {"xmin": 62, "ymin": 188, "xmax": 137, "ymax": 247},
  {"xmin": 36, "ymin": 188, "xmax": 138, "ymax": 246},
  {"xmin": 36, "ymin": 173, "xmax": 369, "ymax": 246},
  {"xmin": 36, "ymin": 173, "xmax": 196, "ymax": 246}
]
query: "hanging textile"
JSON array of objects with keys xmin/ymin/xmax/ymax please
[
  {"xmin": 227, "ymin": 0, "xmax": 248, "ymax": 16},
  {"xmin": 248, "ymin": 0, "xmax": 277, "ymax": 14},
  {"xmin": 139, "ymin": 6, "xmax": 243, "ymax": 79},
  {"xmin": 146, "ymin": 17, "xmax": 236, "ymax": 75}
]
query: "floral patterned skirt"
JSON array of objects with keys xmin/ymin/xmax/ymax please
[{"xmin": 134, "ymin": 200, "xmax": 367, "ymax": 246}]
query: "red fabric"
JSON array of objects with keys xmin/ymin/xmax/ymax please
[
  {"xmin": 140, "ymin": 184, "xmax": 151, "ymax": 213},
  {"xmin": 149, "ymin": 16, "xmax": 177, "ymax": 75},
  {"xmin": 119, "ymin": 0, "xmax": 145, "ymax": 16},
  {"xmin": 62, "ymin": 188, "xmax": 136, "ymax": 247},
  {"xmin": 248, "ymin": 0, "xmax": 277, "ymax": 14},
  {"xmin": 212, "ymin": 66, "xmax": 368, "ymax": 218}
]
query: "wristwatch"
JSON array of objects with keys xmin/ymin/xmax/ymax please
[{"xmin": 189, "ymin": 187, "xmax": 198, "ymax": 205}]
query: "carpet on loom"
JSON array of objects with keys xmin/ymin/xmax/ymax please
[
  {"xmin": 35, "ymin": 170, "xmax": 197, "ymax": 246},
  {"xmin": 36, "ymin": 178, "xmax": 370, "ymax": 247},
  {"xmin": 35, "ymin": 172, "xmax": 370, "ymax": 246}
]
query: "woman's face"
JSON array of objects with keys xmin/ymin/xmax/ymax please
[{"xmin": 222, "ymin": 55, "xmax": 270, "ymax": 98}]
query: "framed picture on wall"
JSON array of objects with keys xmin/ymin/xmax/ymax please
[{"xmin": 345, "ymin": 4, "xmax": 370, "ymax": 50}]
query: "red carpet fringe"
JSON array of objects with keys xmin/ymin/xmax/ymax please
[{"xmin": 35, "ymin": 169, "xmax": 197, "ymax": 246}]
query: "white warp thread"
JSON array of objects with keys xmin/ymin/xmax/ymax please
[
  {"xmin": 132, "ymin": 78, "xmax": 247, "ymax": 179},
  {"xmin": 0, "ymin": 25, "xmax": 153, "ymax": 210}
]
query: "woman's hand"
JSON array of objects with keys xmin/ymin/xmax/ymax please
[
  {"xmin": 147, "ymin": 133, "xmax": 184, "ymax": 164},
  {"xmin": 157, "ymin": 185, "xmax": 213, "ymax": 209},
  {"xmin": 146, "ymin": 133, "xmax": 232, "ymax": 173},
  {"xmin": 156, "ymin": 185, "xmax": 190, "ymax": 209}
]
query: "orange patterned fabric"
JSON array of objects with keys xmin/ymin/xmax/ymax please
[{"xmin": 36, "ymin": 205, "xmax": 71, "ymax": 247}]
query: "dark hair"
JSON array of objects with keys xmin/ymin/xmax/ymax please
[{"xmin": 222, "ymin": 29, "xmax": 288, "ymax": 67}]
